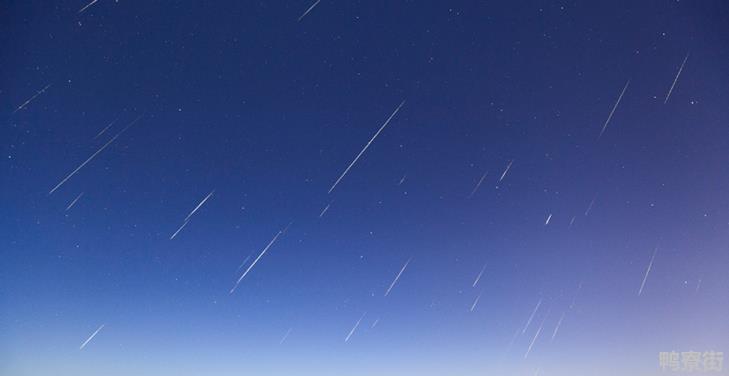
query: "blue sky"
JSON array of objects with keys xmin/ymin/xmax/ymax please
[{"xmin": 3, "ymin": 1, "xmax": 729, "ymax": 375}]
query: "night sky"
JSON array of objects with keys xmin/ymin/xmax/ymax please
[{"xmin": 3, "ymin": 1, "xmax": 729, "ymax": 375}]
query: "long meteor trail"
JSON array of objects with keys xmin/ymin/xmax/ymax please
[
  {"xmin": 230, "ymin": 230, "xmax": 284, "ymax": 294},
  {"xmin": 65, "ymin": 192, "xmax": 85, "ymax": 211},
  {"xmin": 522, "ymin": 298, "xmax": 543, "ymax": 334},
  {"xmin": 49, "ymin": 115, "xmax": 142, "ymax": 195},
  {"xmin": 472, "ymin": 263, "xmax": 487, "ymax": 287},
  {"xmin": 524, "ymin": 321, "xmax": 544, "ymax": 359},
  {"xmin": 664, "ymin": 53, "xmax": 689, "ymax": 104},
  {"xmin": 185, "ymin": 190, "xmax": 215, "ymax": 222},
  {"xmin": 598, "ymin": 80, "xmax": 630, "ymax": 139},
  {"xmin": 94, "ymin": 118, "xmax": 118, "ymax": 140},
  {"xmin": 328, "ymin": 100, "xmax": 406, "ymax": 194},
  {"xmin": 499, "ymin": 160, "xmax": 513, "ymax": 182},
  {"xmin": 319, "ymin": 201, "xmax": 333, "ymax": 218},
  {"xmin": 384, "ymin": 257, "xmax": 411, "ymax": 297},
  {"xmin": 13, "ymin": 84, "xmax": 52, "ymax": 114},
  {"xmin": 344, "ymin": 312, "xmax": 367, "ymax": 342},
  {"xmin": 551, "ymin": 311, "xmax": 566, "ymax": 341},
  {"xmin": 169, "ymin": 220, "xmax": 190, "ymax": 240},
  {"xmin": 297, "ymin": 0, "xmax": 321, "ymax": 21},
  {"xmin": 78, "ymin": 0, "xmax": 99, "ymax": 14},
  {"xmin": 79, "ymin": 324, "xmax": 105, "ymax": 350},
  {"xmin": 279, "ymin": 328, "xmax": 293, "ymax": 344},
  {"xmin": 638, "ymin": 247, "xmax": 658, "ymax": 296},
  {"xmin": 470, "ymin": 292, "xmax": 482, "ymax": 312},
  {"xmin": 468, "ymin": 171, "xmax": 489, "ymax": 198},
  {"xmin": 169, "ymin": 190, "xmax": 215, "ymax": 238}
]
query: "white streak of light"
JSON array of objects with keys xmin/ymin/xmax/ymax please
[
  {"xmin": 384, "ymin": 257, "xmax": 411, "ymax": 297},
  {"xmin": 328, "ymin": 100, "xmax": 406, "ymax": 194},
  {"xmin": 524, "ymin": 322, "xmax": 544, "ymax": 359},
  {"xmin": 551, "ymin": 311, "xmax": 566, "ymax": 341},
  {"xmin": 598, "ymin": 80, "xmax": 630, "ymax": 139},
  {"xmin": 13, "ymin": 84, "xmax": 52, "ymax": 113},
  {"xmin": 65, "ymin": 192, "xmax": 85, "ymax": 211},
  {"xmin": 78, "ymin": 0, "xmax": 99, "ymax": 14},
  {"xmin": 522, "ymin": 298, "xmax": 542, "ymax": 334},
  {"xmin": 79, "ymin": 324, "xmax": 105, "ymax": 350},
  {"xmin": 470, "ymin": 292, "xmax": 482, "ymax": 312},
  {"xmin": 170, "ymin": 220, "xmax": 190, "ymax": 240},
  {"xmin": 230, "ymin": 230, "xmax": 283, "ymax": 294},
  {"xmin": 638, "ymin": 247, "xmax": 658, "ymax": 296},
  {"xmin": 499, "ymin": 160, "xmax": 513, "ymax": 182},
  {"xmin": 185, "ymin": 190, "xmax": 215, "ymax": 222},
  {"xmin": 664, "ymin": 53, "xmax": 689, "ymax": 104},
  {"xmin": 297, "ymin": 0, "xmax": 321, "ymax": 22},
  {"xmin": 472, "ymin": 263, "xmax": 487, "ymax": 287},
  {"xmin": 319, "ymin": 202, "xmax": 332, "ymax": 218},
  {"xmin": 344, "ymin": 312, "xmax": 366, "ymax": 342},
  {"xmin": 94, "ymin": 118, "xmax": 118, "ymax": 139},
  {"xmin": 279, "ymin": 328, "xmax": 293, "ymax": 344},
  {"xmin": 468, "ymin": 171, "xmax": 489, "ymax": 198},
  {"xmin": 49, "ymin": 115, "xmax": 142, "ymax": 195}
]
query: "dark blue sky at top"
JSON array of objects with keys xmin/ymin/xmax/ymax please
[{"xmin": 2, "ymin": 1, "xmax": 729, "ymax": 375}]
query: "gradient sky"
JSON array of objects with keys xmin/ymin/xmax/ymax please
[{"xmin": 2, "ymin": 1, "xmax": 729, "ymax": 375}]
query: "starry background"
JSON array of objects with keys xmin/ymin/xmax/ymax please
[{"xmin": 2, "ymin": 1, "xmax": 729, "ymax": 375}]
